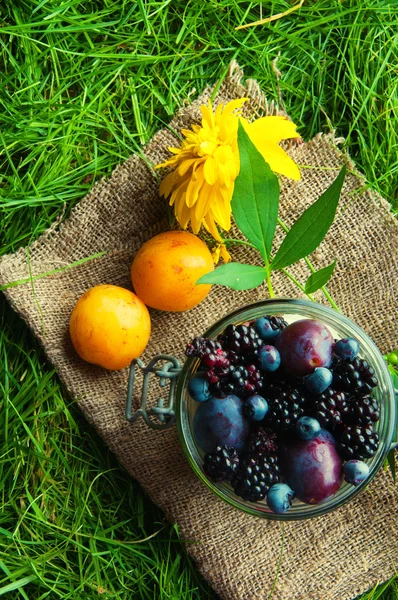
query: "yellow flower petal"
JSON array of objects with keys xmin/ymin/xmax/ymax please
[
  {"xmin": 221, "ymin": 244, "xmax": 232, "ymax": 263},
  {"xmin": 159, "ymin": 171, "xmax": 176, "ymax": 199},
  {"xmin": 246, "ymin": 116, "xmax": 301, "ymax": 144},
  {"xmin": 208, "ymin": 191, "xmax": 231, "ymax": 232},
  {"xmin": 247, "ymin": 137, "xmax": 301, "ymax": 180},
  {"xmin": 203, "ymin": 156, "xmax": 219, "ymax": 185},
  {"xmin": 200, "ymin": 101, "xmax": 215, "ymax": 129},
  {"xmin": 185, "ymin": 165, "xmax": 205, "ymax": 208}
]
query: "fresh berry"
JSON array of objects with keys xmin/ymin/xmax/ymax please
[
  {"xmin": 344, "ymin": 394, "xmax": 380, "ymax": 426},
  {"xmin": 219, "ymin": 324, "xmax": 262, "ymax": 359},
  {"xmin": 203, "ymin": 445, "xmax": 240, "ymax": 482},
  {"xmin": 232, "ymin": 452, "xmax": 280, "ymax": 502},
  {"xmin": 304, "ymin": 367, "xmax": 333, "ymax": 394},
  {"xmin": 258, "ymin": 345, "xmax": 281, "ymax": 372},
  {"xmin": 188, "ymin": 373, "xmax": 212, "ymax": 402},
  {"xmin": 343, "ymin": 459, "xmax": 370, "ymax": 486},
  {"xmin": 209, "ymin": 363, "xmax": 264, "ymax": 399},
  {"xmin": 254, "ymin": 315, "xmax": 288, "ymax": 341},
  {"xmin": 245, "ymin": 426, "xmax": 278, "ymax": 455},
  {"xmin": 185, "ymin": 337, "xmax": 221, "ymax": 358},
  {"xmin": 275, "ymin": 319, "xmax": 334, "ymax": 376},
  {"xmin": 263, "ymin": 382, "xmax": 307, "ymax": 432},
  {"xmin": 193, "ymin": 395, "xmax": 250, "ymax": 453},
  {"xmin": 309, "ymin": 388, "xmax": 348, "ymax": 429},
  {"xmin": 202, "ymin": 348, "xmax": 230, "ymax": 369},
  {"xmin": 337, "ymin": 424, "xmax": 379, "ymax": 460},
  {"xmin": 243, "ymin": 395, "xmax": 269, "ymax": 421},
  {"xmin": 279, "ymin": 429, "xmax": 343, "ymax": 504},
  {"xmin": 334, "ymin": 338, "xmax": 360, "ymax": 361},
  {"xmin": 266, "ymin": 483, "xmax": 295, "ymax": 514},
  {"xmin": 332, "ymin": 357, "xmax": 379, "ymax": 396},
  {"xmin": 295, "ymin": 416, "xmax": 321, "ymax": 440}
]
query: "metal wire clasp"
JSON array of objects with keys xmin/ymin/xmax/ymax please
[{"xmin": 125, "ymin": 354, "xmax": 182, "ymax": 430}]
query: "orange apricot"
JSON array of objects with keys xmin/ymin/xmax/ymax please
[
  {"xmin": 131, "ymin": 231, "xmax": 214, "ymax": 312},
  {"xmin": 69, "ymin": 284, "xmax": 151, "ymax": 370}
]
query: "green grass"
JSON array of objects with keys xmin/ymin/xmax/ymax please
[{"xmin": 0, "ymin": 0, "xmax": 397, "ymax": 597}]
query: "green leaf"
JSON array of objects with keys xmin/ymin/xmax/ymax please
[
  {"xmin": 197, "ymin": 263, "xmax": 266, "ymax": 291},
  {"xmin": 231, "ymin": 121, "xmax": 280, "ymax": 262},
  {"xmin": 271, "ymin": 165, "xmax": 347, "ymax": 270},
  {"xmin": 304, "ymin": 260, "xmax": 336, "ymax": 294}
]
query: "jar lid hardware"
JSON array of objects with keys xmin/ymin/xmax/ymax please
[{"xmin": 126, "ymin": 354, "xmax": 181, "ymax": 430}]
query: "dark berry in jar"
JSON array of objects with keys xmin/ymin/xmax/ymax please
[
  {"xmin": 334, "ymin": 337, "xmax": 360, "ymax": 361},
  {"xmin": 343, "ymin": 459, "xmax": 370, "ymax": 486},
  {"xmin": 232, "ymin": 451, "xmax": 280, "ymax": 502},
  {"xmin": 304, "ymin": 367, "xmax": 333, "ymax": 394},
  {"xmin": 295, "ymin": 416, "xmax": 321, "ymax": 441},
  {"xmin": 266, "ymin": 483, "xmax": 295, "ymax": 514},
  {"xmin": 254, "ymin": 315, "xmax": 288, "ymax": 341},
  {"xmin": 203, "ymin": 445, "xmax": 240, "ymax": 482},
  {"xmin": 243, "ymin": 395, "xmax": 269, "ymax": 421},
  {"xmin": 258, "ymin": 345, "xmax": 281, "ymax": 372},
  {"xmin": 188, "ymin": 373, "xmax": 212, "ymax": 402}
]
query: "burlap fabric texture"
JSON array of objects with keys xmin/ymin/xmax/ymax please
[{"xmin": 1, "ymin": 62, "xmax": 397, "ymax": 600}]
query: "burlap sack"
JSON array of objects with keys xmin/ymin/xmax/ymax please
[{"xmin": 1, "ymin": 62, "xmax": 397, "ymax": 600}]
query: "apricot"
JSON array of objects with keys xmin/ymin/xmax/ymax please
[
  {"xmin": 69, "ymin": 284, "xmax": 151, "ymax": 370},
  {"xmin": 131, "ymin": 231, "xmax": 213, "ymax": 312}
]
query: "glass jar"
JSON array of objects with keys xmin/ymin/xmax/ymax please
[{"xmin": 175, "ymin": 299, "xmax": 397, "ymax": 520}]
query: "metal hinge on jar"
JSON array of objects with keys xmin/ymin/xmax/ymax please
[{"xmin": 125, "ymin": 355, "xmax": 181, "ymax": 430}]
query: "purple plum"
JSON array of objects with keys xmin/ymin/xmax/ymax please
[
  {"xmin": 275, "ymin": 319, "xmax": 334, "ymax": 376},
  {"xmin": 279, "ymin": 429, "xmax": 343, "ymax": 504},
  {"xmin": 193, "ymin": 395, "xmax": 249, "ymax": 453}
]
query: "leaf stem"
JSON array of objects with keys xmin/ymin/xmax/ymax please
[
  {"xmin": 266, "ymin": 267, "xmax": 275, "ymax": 298},
  {"xmin": 281, "ymin": 267, "xmax": 315, "ymax": 301},
  {"xmin": 221, "ymin": 237, "xmax": 257, "ymax": 250},
  {"xmin": 277, "ymin": 217, "xmax": 340, "ymax": 311}
]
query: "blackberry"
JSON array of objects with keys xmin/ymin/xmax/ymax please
[
  {"xmin": 337, "ymin": 424, "xmax": 379, "ymax": 460},
  {"xmin": 332, "ymin": 357, "xmax": 379, "ymax": 396},
  {"xmin": 219, "ymin": 324, "xmax": 263, "ymax": 360},
  {"xmin": 263, "ymin": 382, "xmax": 307, "ymax": 432},
  {"xmin": 185, "ymin": 337, "xmax": 221, "ymax": 358},
  {"xmin": 209, "ymin": 363, "xmax": 264, "ymax": 399},
  {"xmin": 267, "ymin": 315, "xmax": 289, "ymax": 332},
  {"xmin": 342, "ymin": 394, "xmax": 380, "ymax": 427},
  {"xmin": 203, "ymin": 446, "xmax": 240, "ymax": 483},
  {"xmin": 232, "ymin": 451, "xmax": 280, "ymax": 502},
  {"xmin": 309, "ymin": 388, "xmax": 348, "ymax": 430},
  {"xmin": 245, "ymin": 426, "xmax": 278, "ymax": 455}
]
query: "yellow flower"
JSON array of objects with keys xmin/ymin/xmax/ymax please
[{"xmin": 156, "ymin": 98, "xmax": 300, "ymax": 262}]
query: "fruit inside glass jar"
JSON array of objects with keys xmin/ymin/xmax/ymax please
[{"xmin": 185, "ymin": 313, "xmax": 381, "ymax": 515}]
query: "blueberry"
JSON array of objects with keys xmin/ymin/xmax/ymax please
[
  {"xmin": 295, "ymin": 416, "xmax": 321, "ymax": 441},
  {"xmin": 188, "ymin": 373, "xmax": 212, "ymax": 402},
  {"xmin": 334, "ymin": 337, "xmax": 360, "ymax": 361},
  {"xmin": 266, "ymin": 483, "xmax": 295, "ymax": 514},
  {"xmin": 258, "ymin": 345, "xmax": 281, "ymax": 372},
  {"xmin": 304, "ymin": 367, "xmax": 333, "ymax": 394},
  {"xmin": 254, "ymin": 317, "xmax": 279, "ymax": 341},
  {"xmin": 243, "ymin": 395, "xmax": 268, "ymax": 421},
  {"xmin": 343, "ymin": 460, "xmax": 370, "ymax": 486}
]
